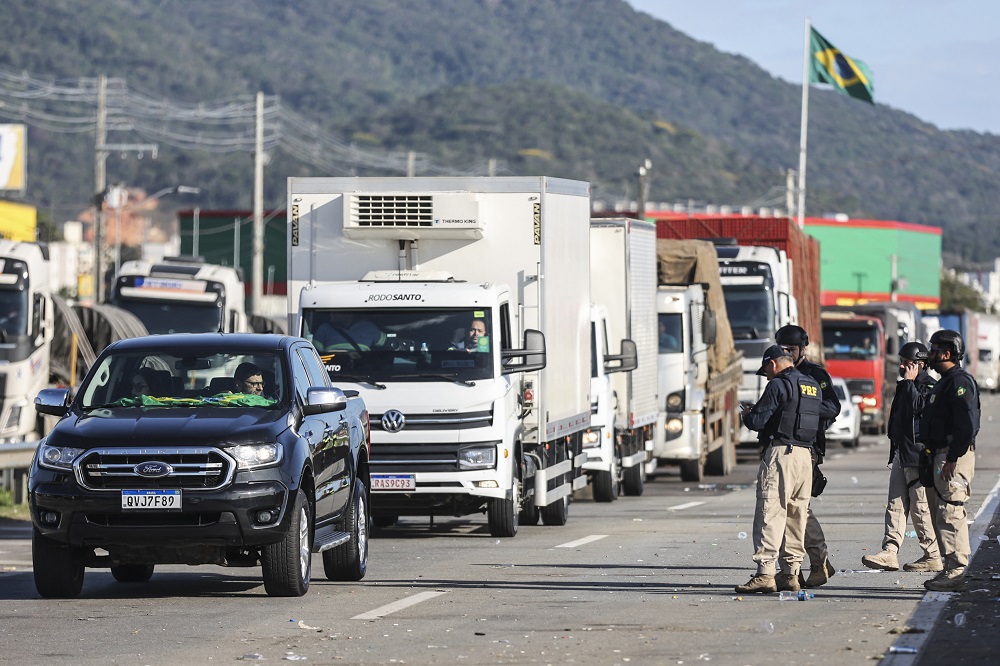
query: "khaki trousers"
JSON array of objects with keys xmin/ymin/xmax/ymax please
[
  {"xmin": 802, "ymin": 506, "xmax": 828, "ymax": 568},
  {"xmin": 882, "ymin": 454, "xmax": 939, "ymax": 558},
  {"xmin": 752, "ymin": 444, "xmax": 812, "ymax": 576},
  {"xmin": 927, "ymin": 449, "xmax": 975, "ymax": 572}
]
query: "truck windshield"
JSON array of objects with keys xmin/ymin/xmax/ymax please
[
  {"xmin": 657, "ymin": 313, "xmax": 683, "ymax": 353},
  {"xmin": 722, "ymin": 287, "xmax": 774, "ymax": 340},
  {"xmin": 302, "ymin": 308, "xmax": 494, "ymax": 382},
  {"xmin": 0, "ymin": 289, "xmax": 28, "ymax": 336},
  {"xmin": 823, "ymin": 325, "xmax": 881, "ymax": 360},
  {"xmin": 117, "ymin": 301, "xmax": 225, "ymax": 334},
  {"xmin": 79, "ymin": 349, "xmax": 286, "ymax": 409}
]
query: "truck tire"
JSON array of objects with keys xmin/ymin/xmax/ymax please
[
  {"xmin": 323, "ymin": 479, "xmax": 369, "ymax": 581},
  {"xmin": 592, "ymin": 458, "xmax": 620, "ymax": 503},
  {"xmin": 679, "ymin": 458, "xmax": 704, "ymax": 483},
  {"xmin": 261, "ymin": 488, "xmax": 312, "ymax": 597},
  {"xmin": 32, "ymin": 527, "xmax": 85, "ymax": 599},
  {"xmin": 706, "ymin": 440, "xmax": 734, "ymax": 476},
  {"xmin": 372, "ymin": 513, "xmax": 398, "ymax": 528},
  {"xmin": 488, "ymin": 478, "xmax": 519, "ymax": 537},
  {"xmin": 621, "ymin": 460, "xmax": 645, "ymax": 496},
  {"xmin": 519, "ymin": 499, "xmax": 540, "ymax": 526},
  {"xmin": 111, "ymin": 564, "xmax": 155, "ymax": 583},
  {"xmin": 540, "ymin": 494, "xmax": 569, "ymax": 526}
]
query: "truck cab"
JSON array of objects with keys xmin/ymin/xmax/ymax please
[
  {"xmin": 0, "ymin": 240, "xmax": 53, "ymax": 443},
  {"xmin": 821, "ymin": 312, "xmax": 887, "ymax": 433},
  {"xmin": 111, "ymin": 257, "xmax": 248, "ymax": 334},
  {"xmin": 716, "ymin": 244, "xmax": 797, "ymax": 443}
]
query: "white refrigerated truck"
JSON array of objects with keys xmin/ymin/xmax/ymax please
[
  {"xmin": 287, "ymin": 176, "xmax": 592, "ymax": 536},
  {"xmin": 587, "ymin": 218, "xmax": 656, "ymax": 500}
]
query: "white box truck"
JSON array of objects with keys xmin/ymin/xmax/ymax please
[
  {"xmin": 587, "ymin": 219, "xmax": 657, "ymax": 500},
  {"xmin": 287, "ymin": 177, "xmax": 592, "ymax": 536}
]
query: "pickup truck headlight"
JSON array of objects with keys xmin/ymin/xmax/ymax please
[
  {"xmin": 225, "ymin": 443, "xmax": 282, "ymax": 470},
  {"xmin": 38, "ymin": 443, "xmax": 86, "ymax": 471},
  {"xmin": 458, "ymin": 445, "xmax": 496, "ymax": 470}
]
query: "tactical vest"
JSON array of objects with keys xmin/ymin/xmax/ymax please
[
  {"xmin": 920, "ymin": 367, "xmax": 980, "ymax": 450},
  {"xmin": 767, "ymin": 370, "xmax": 822, "ymax": 446}
]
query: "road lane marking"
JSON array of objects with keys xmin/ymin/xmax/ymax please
[
  {"xmin": 352, "ymin": 590, "xmax": 448, "ymax": 621},
  {"xmin": 556, "ymin": 534, "xmax": 608, "ymax": 549},
  {"xmin": 668, "ymin": 501, "xmax": 705, "ymax": 511}
]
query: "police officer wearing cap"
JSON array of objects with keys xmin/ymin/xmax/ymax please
[
  {"xmin": 862, "ymin": 342, "xmax": 941, "ymax": 573},
  {"xmin": 774, "ymin": 325, "xmax": 841, "ymax": 588},
  {"xmin": 735, "ymin": 344, "xmax": 822, "ymax": 594},
  {"xmin": 919, "ymin": 329, "xmax": 980, "ymax": 592}
]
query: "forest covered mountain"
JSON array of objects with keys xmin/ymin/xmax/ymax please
[{"xmin": 1, "ymin": 0, "xmax": 997, "ymax": 265}]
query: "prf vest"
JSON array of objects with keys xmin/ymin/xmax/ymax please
[{"xmin": 765, "ymin": 370, "xmax": 822, "ymax": 446}]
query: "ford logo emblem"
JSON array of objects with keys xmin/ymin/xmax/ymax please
[
  {"xmin": 381, "ymin": 410, "xmax": 406, "ymax": 433},
  {"xmin": 135, "ymin": 461, "xmax": 172, "ymax": 478}
]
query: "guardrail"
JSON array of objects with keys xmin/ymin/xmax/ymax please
[{"xmin": 0, "ymin": 440, "xmax": 38, "ymax": 504}]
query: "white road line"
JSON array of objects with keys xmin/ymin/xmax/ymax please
[
  {"xmin": 668, "ymin": 501, "xmax": 705, "ymax": 511},
  {"xmin": 351, "ymin": 590, "xmax": 448, "ymax": 621},
  {"xmin": 556, "ymin": 534, "xmax": 608, "ymax": 549}
]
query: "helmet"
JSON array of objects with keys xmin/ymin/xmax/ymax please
[
  {"xmin": 775, "ymin": 325, "xmax": 809, "ymax": 347},
  {"xmin": 929, "ymin": 329, "xmax": 964, "ymax": 360},
  {"xmin": 899, "ymin": 341, "xmax": 928, "ymax": 362}
]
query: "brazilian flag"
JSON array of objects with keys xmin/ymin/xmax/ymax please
[{"xmin": 809, "ymin": 28, "xmax": 874, "ymax": 104}]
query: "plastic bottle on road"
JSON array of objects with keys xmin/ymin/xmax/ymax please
[{"xmin": 778, "ymin": 590, "xmax": 814, "ymax": 601}]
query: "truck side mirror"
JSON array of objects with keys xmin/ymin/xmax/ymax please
[
  {"xmin": 501, "ymin": 328, "xmax": 546, "ymax": 375},
  {"xmin": 885, "ymin": 336, "xmax": 896, "ymax": 355},
  {"xmin": 604, "ymin": 339, "xmax": 638, "ymax": 374},
  {"xmin": 702, "ymin": 308, "xmax": 717, "ymax": 346},
  {"xmin": 32, "ymin": 293, "xmax": 43, "ymax": 337}
]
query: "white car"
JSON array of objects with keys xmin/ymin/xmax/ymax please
[{"xmin": 826, "ymin": 376, "xmax": 862, "ymax": 449}]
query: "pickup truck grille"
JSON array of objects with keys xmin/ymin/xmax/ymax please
[
  {"xmin": 370, "ymin": 410, "xmax": 492, "ymax": 432},
  {"xmin": 75, "ymin": 447, "xmax": 234, "ymax": 491}
]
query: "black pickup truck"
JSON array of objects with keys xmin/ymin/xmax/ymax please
[{"xmin": 29, "ymin": 333, "xmax": 370, "ymax": 597}]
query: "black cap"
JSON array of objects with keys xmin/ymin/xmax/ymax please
[{"xmin": 757, "ymin": 344, "xmax": 792, "ymax": 376}]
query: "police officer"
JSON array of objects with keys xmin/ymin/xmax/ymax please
[
  {"xmin": 862, "ymin": 342, "xmax": 941, "ymax": 572},
  {"xmin": 735, "ymin": 345, "xmax": 821, "ymax": 594},
  {"xmin": 920, "ymin": 329, "xmax": 980, "ymax": 592},
  {"xmin": 775, "ymin": 325, "xmax": 841, "ymax": 588}
]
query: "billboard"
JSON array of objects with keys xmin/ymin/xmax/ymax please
[{"xmin": 0, "ymin": 124, "xmax": 26, "ymax": 191}]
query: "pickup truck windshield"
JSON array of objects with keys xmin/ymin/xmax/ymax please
[
  {"xmin": 303, "ymin": 307, "xmax": 494, "ymax": 382},
  {"xmin": 79, "ymin": 348, "xmax": 286, "ymax": 409}
]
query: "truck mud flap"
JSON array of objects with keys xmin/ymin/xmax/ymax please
[
  {"xmin": 533, "ymin": 458, "xmax": 573, "ymax": 506},
  {"xmin": 621, "ymin": 451, "xmax": 645, "ymax": 468}
]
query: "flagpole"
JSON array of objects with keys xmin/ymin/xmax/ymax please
[{"xmin": 796, "ymin": 16, "xmax": 811, "ymax": 228}]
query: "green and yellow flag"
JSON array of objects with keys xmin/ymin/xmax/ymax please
[{"xmin": 809, "ymin": 28, "xmax": 874, "ymax": 104}]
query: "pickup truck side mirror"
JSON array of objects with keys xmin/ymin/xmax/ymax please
[
  {"xmin": 501, "ymin": 329, "xmax": 546, "ymax": 375},
  {"xmin": 303, "ymin": 387, "xmax": 348, "ymax": 415},
  {"xmin": 604, "ymin": 338, "xmax": 638, "ymax": 374},
  {"xmin": 35, "ymin": 387, "xmax": 71, "ymax": 417}
]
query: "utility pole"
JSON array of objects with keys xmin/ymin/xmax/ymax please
[
  {"xmin": 252, "ymin": 91, "xmax": 264, "ymax": 315},
  {"xmin": 636, "ymin": 159, "xmax": 652, "ymax": 220},
  {"xmin": 93, "ymin": 75, "xmax": 107, "ymax": 304},
  {"xmin": 786, "ymin": 168, "xmax": 796, "ymax": 219}
]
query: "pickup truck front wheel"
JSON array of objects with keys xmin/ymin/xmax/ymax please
[
  {"xmin": 323, "ymin": 479, "xmax": 369, "ymax": 581},
  {"xmin": 32, "ymin": 527, "xmax": 85, "ymax": 598},
  {"xmin": 261, "ymin": 488, "xmax": 312, "ymax": 597}
]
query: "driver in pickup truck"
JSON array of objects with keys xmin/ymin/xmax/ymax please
[{"xmin": 234, "ymin": 362, "xmax": 265, "ymax": 396}]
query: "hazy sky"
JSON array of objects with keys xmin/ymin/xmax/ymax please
[{"xmin": 628, "ymin": 1, "xmax": 998, "ymax": 135}]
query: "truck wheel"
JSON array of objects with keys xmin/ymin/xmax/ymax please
[
  {"xmin": 679, "ymin": 459, "xmax": 704, "ymax": 483},
  {"xmin": 622, "ymin": 460, "xmax": 645, "ymax": 496},
  {"xmin": 261, "ymin": 488, "xmax": 312, "ymax": 597},
  {"xmin": 488, "ymin": 478, "xmax": 519, "ymax": 537},
  {"xmin": 706, "ymin": 441, "xmax": 734, "ymax": 476},
  {"xmin": 323, "ymin": 479, "xmax": 369, "ymax": 581},
  {"xmin": 592, "ymin": 459, "xmax": 620, "ymax": 503},
  {"xmin": 111, "ymin": 564, "xmax": 154, "ymax": 583},
  {"xmin": 519, "ymin": 499, "xmax": 540, "ymax": 526},
  {"xmin": 540, "ymin": 494, "xmax": 569, "ymax": 526},
  {"xmin": 32, "ymin": 527, "xmax": 85, "ymax": 599}
]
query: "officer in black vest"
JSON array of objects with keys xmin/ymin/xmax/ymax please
[
  {"xmin": 775, "ymin": 325, "xmax": 842, "ymax": 588},
  {"xmin": 735, "ymin": 345, "xmax": 822, "ymax": 594},
  {"xmin": 919, "ymin": 329, "xmax": 980, "ymax": 592}
]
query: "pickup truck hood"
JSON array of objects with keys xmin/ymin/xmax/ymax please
[{"xmin": 49, "ymin": 408, "xmax": 289, "ymax": 447}]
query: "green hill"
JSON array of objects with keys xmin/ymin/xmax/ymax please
[{"xmin": 0, "ymin": 0, "xmax": 997, "ymax": 264}]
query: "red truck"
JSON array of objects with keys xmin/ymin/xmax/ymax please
[{"xmin": 820, "ymin": 311, "xmax": 887, "ymax": 434}]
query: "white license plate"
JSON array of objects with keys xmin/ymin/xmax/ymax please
[
  {"xmin": 371, "ymin": 474, "xmax": 415, "ymax": 491},
  {"xmin": 121, "ymin": 489, "xmax": 182, "ymax": 510}
]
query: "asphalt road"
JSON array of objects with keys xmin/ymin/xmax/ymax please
[{"xmin": 1, "ymin": 395, "xmax": 998, "ymax": 665}]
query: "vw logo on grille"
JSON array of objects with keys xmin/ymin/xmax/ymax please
[
  {"xmin": 381, "ymin": 410, "xmax": 406, "ymax": 433},
  {"xmin": 135, "ymin": 461, "xmax": 172, "ymax": 478}
]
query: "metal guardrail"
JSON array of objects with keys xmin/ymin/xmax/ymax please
[{"xmin": 0, "ymin": 440, "xmax": 38, "ymax": 505}]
